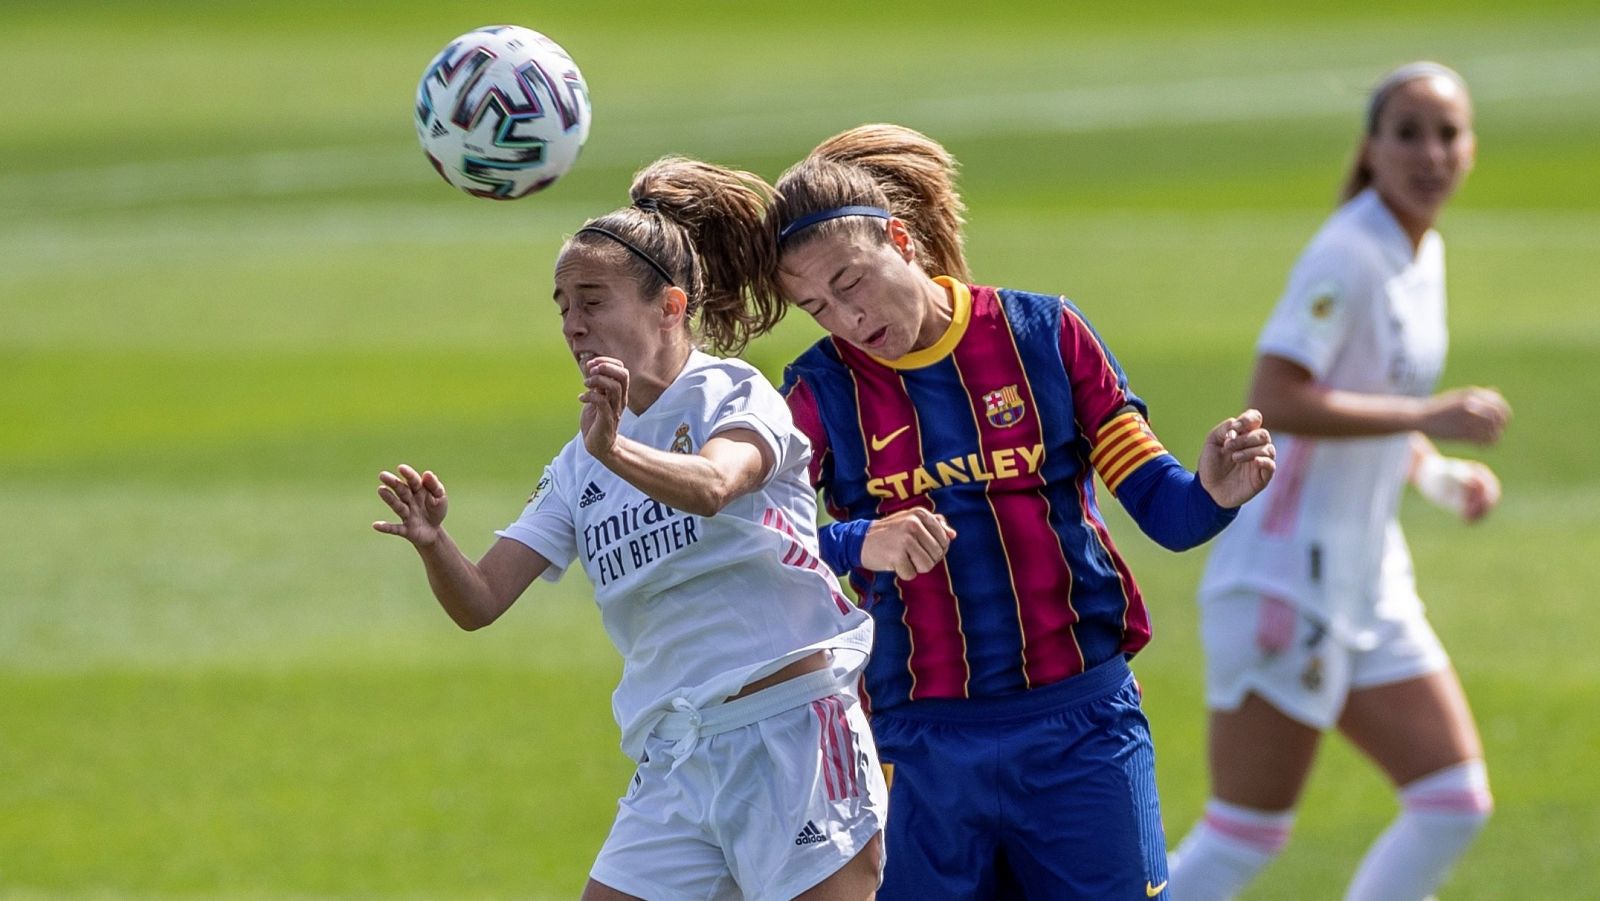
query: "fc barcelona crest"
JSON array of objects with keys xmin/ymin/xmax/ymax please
[
  {"xmin": 669, "ymin": 423, "xmax": 694, "ymax": 454},
  {"xmin": 982, "ymin": 385, "xmax": 1026, "ymax": 428}
]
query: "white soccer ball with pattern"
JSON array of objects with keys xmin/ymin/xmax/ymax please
[{"xmin": 414, "ymin": 25, "xmax": 592, "ymax": 200}]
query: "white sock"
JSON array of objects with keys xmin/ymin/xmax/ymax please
[
  {"xmin": 1167, "ymin": 799, "xmax": 1295, "ymax": 901},
  {"xmin": 1345, "ymin": 759, "xmax": 1493, "ymax": 901}
]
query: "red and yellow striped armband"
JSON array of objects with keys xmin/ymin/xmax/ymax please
[{"xmin": 1090, "ymin": 410, "xmax": 1169, "ymax": 495}]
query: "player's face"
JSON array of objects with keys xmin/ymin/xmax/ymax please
[
  {"xmin": 552, "ymin": 248, "xmax": 675, "ymax": 373},
  {"xmin": 1365, "ymin": 76, "xmax": 1476, "ymax": 232},
  {"xmin": 778, "ymin": 221, "xmax": 938, "ymax": 360}
]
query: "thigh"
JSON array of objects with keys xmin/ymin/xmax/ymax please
[
  {"xmin": 869, "ymin": 713, "xmax": 1004, "ymax": 901},
  {"xmin": 1001, "ymin": 680, "xmax": 1170, "ymax": 899},
  {"xmin": 1209, "ymin": 692, "xmax": 1324, "ymax": 811},
  {"xmin": 794, "ymin": 831, "xmax": 885, "ymax": 901},
  {"xmin": 1338, "ymin": 665, "xmax": 1483, "ymax": 787}
]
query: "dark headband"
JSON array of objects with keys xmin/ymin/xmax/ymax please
[
  {"xmin": 777, "ymin": 205, "xmax": 891, "ymax": 244},
  {"xmin": 576, "ymin": 226, "xmax": 676, "ymax": 286}
]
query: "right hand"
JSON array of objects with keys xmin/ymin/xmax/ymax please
[
  {"xmin": 1420, "ymin": 387, "xmax": 1510, "ymax": 446},
  {"xmin": 373, "ymin": 463, "xmax": 449, "ymax": 547},
  {"xmin": 860, "ymin": 508, "xmax": 957, "ymax": 581}
]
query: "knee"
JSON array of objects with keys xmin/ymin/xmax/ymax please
[
  {"xmin": 1400, "ymin": 758, "xmax": 1493, "ymax": 834},
  {"xmin": 1198, "ymin": 799, "xmax": 1296, "ymax": 858}
]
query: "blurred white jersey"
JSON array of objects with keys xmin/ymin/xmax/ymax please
[
  {"xmin": 498, "ymin": 351, "xmax": 872, "ymax": 761},
  {"xmin": 1200, "ymin": 189, "xmax": 1448, "ymax": 647}
]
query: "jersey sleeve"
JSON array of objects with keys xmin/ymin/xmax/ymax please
[
  {"xmin": 708, "ymin": 368, "xmax": 810, "ymax": 486},
  {"xmin": 1256, "ymin": 240, "xmax": 1370, "ymax": 380},
  {"xmin": 778, "ymin": 368, "xmax": 832, "ymax": 490},
  {"xmin": 1058, "ymin": 298, "xmax": 1167, "ymax": 492},
  {"xmin": 1058, "ymin": 297, "xmax": 1148, "ymax": 434},
  {"xmin": 494, "ymin": 456, "xmax": 577, "ymax": 583}
]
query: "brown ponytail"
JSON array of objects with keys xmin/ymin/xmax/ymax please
[
  {"xmin": 564, "ymin": 157, "xmax": 779, "ymax": 355},
  {"xmin": 1338, "ymin": 144, "xmax": 1373, "ymax": 205}
]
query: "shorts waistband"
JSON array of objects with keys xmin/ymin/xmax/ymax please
[
  {"xmin": 654, "ymin": 665, "xmax": 847, "ymax": 744},
  {"xmin": 871, "ymin": 655, "xmax": 1132, "ymax": 725}
]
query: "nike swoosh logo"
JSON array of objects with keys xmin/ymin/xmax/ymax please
[
  {"xmin": 869, "ymin": 425, "xmax": 912, "ymax": 452},
  {"xmin": 1146, "ymin": 880, "xmax": 1167, "ymax": 897}
]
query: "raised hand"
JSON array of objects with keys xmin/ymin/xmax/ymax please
[
  {"xmin": 1199, "ymin": 409, "xmax": 1277, "ymax": 509},
  {"xmin": 1421, "ymin": 387, "xmax": 1510, "ymax": 446},
  {"xmin": 861, "ymin": 507, "xmax": 958, "ymax": 582},
  {"xmin": 580, "ymin": 355, "xmax": 630, "ymax": 460},
  {"xmin": 373, "ymin": 463, "xmax": 449, "ymax": 547}
]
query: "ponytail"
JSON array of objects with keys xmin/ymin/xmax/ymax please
[{"xmin": 565, "ymin": 157, "xmax": 778, "ymax": 354}]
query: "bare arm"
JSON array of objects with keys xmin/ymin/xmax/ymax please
[
  {"xmin": 581, "ymin": 356, "xmax": 772, "ymax": 516},
  {"xmin": 374, "ymin": 464, "xmax": 551, "ymax": 630},
  {"xmin": 595, "ymin": 431, "xmax": 771, "ymax": 517},
  {"xmin": 1248, "ymin": 354, "xmax": 1509, "ymax": 444}
]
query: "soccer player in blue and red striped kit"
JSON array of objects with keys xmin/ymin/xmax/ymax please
[{"xmin": 746, "ymin": 124, "xmax": 1278, "ymax": 899}]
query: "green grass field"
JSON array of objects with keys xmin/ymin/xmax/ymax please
[{"xmin": 4, "ymin": 1, "xmax": 1598, "ymax": 897}]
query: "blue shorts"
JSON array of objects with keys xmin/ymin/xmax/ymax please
[{"xmin": 869, "ymin": 656, "xmax": 1169, "ymax": 900}]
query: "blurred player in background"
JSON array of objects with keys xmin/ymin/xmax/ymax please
[
  {"xmin": 1167, "ymin": 63, "xmax": 1508, "ymax": 901},
  {"xmin": 744, "ymin": 123, "xmax": 1276, "ymax": 899},
  {"xmin": 373, "ymin": 158, "xmax": 885, "ymax": 901}
]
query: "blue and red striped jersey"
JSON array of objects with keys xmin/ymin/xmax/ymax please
[{"xmin": 781, "ymin": 279, "xmax": 1157, "ymax": 713}]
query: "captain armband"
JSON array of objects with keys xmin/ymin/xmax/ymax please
[{"xmin": 1090, "ymin": 410, "xmax": 1168, "ymax": 495}]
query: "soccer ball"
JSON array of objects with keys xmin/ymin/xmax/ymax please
[{"xmin": 414, "ymin": 25, "xmax": 593, "ymax": 200}]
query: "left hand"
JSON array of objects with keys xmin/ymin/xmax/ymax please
[
  {"xmin": 1456, "ymin": 460, "xmax": 1501, "ymax": 523},
  {"xmin": 1198, "ymin": 408, "xmax": 1276, "ymax": 508},
  {"xmin": 580, "ymin": 356, "xmax": 629, "ymax": 460},
  {"xmin": 1416, "ymin": 454, "xmax": 1502, "ymax": 523}
]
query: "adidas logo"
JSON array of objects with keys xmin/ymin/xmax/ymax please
[
  {"xmin": 793, "ymin": 820, "xmax": 828, "ymax": 846},
  {"xmin": 578, "ymin": 481, "xmax": 606, "ymax": 508},
  {"xmin": 430, "ymin": 120, "xmax": 448, "ymax": 137}
]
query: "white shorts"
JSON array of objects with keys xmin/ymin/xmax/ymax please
[
  {"xmin": 1199, "ymin": 589, "xmax": 1451, "ymax": 730},
  {"xmin": 590, "ymin": 691, "xmax": 886, "ymax": 901}
]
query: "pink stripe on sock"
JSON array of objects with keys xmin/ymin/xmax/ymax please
[
  {"xmin": 1405, "ymin": 789, "xmax": 1493, "ymax": 814},
  {"xmin": 1204, "ymin": 813, "xmax": 1292, "ymax": 853}
]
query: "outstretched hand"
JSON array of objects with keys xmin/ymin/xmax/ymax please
[
  {"xmin": 1198, "ymin": 409, "xmax": 1276, "ymax": 508},
  {"xmin": 580, "ymin": 356, "xmax": 629, "ymax": 460},
  {"xmin": 373, "ymin": 463, "xmax": 449, "ymax": 547}
]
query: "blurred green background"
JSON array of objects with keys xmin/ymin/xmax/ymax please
[{"xmin": 3, "ymin": 1, "xmax": 1597, "ymax": 897}]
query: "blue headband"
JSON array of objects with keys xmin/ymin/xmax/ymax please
[{"xmin": 777, "ymin": 205, "xmax": 891, "ymax": 243}]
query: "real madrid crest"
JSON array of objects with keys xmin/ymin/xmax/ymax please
[
  {"xmin": 982, "ymin": 385, "xmax": 1026, "ymax": 428},
  {"xmin": 1300, "ymin": 655, "xmax": 1324, "ymax": 692},
  {"xmin": 669, "ymin": 423, "xmax": 694, "ymax": 454}
]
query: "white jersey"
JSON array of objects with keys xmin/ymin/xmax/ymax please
[
  {"xmin": 497, "ymin": 351, "xmax": 873, "ymax": 761},
  {"xmin": 1200, "ymin": 188, "xmax": 1448, "ymax": 647}
]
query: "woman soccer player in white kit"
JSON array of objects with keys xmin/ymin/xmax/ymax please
[
  {"xmin": 373, "ymin": 158, "xmax": 885, "ymax": 901},
  {"xmin": 1167, "ymin": 63, "xmax": 1510, "ymax": 901}
]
